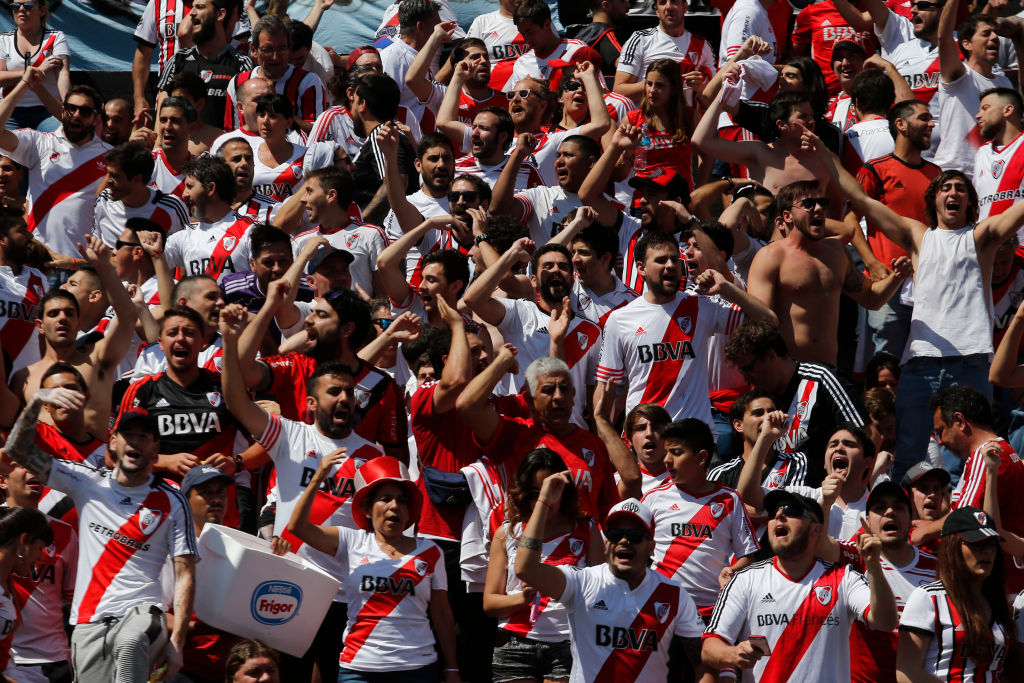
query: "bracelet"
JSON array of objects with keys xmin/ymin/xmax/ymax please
[
  {"xmin": 232, "ymin": 453, "xmax": 244, "ymax": 473},
  {"xmin": 519, "ymin": 536, "xmax": 541, "ymax": 551}
]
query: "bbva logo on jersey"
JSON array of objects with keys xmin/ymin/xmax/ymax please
[
  {"xmin": 138, "ymin": 507, "xmax": 164, "ymax": 535},
  {"xmin": 814, "ymin": 586, "xmax": 833, "ymax": 606}
]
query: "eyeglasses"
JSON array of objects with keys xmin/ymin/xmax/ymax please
[
  {"xmin": 257, "ymin": 45, "xmax": 289, "ymax": 56},
  {"xmin": 448, "ymin": 190, "xmax": 478, "ymax": 203},
  {"xmin": 563, "ymin": 80, "xmax": 584, "ymax": 92},
  {"xmin": 795, "ymin": 196, "xmax": 829, "ymax": 211},
  {"xmin": 11, "ymin": 2, "xmax": 36, "ymax": 11},
  {"xmin": 506, "ymin": 89, "xmax": 540, "ymax": 101},
  {"xmin": 373, "ymin": 317, "xmax": 393, "ymax": 330},
  {"xmin": 115, "ymin": 240, "xmax": 141, "ymax": 250},
  {"xmin": 913, "ymin": 0, "xmax": 943, "ymax": 9},
  {"xmin": 604, "ymin": 528, "xmax": 649, "ymax": 544},
  {"xmin": 64, "ymin": 103, "xmax": 96, "ymax": 118},
  {"xmin": 773, "ymin": 504, "xmax": 816, "ymax": 521}
]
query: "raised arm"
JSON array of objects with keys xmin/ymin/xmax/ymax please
[
  {"xmin": 405, "ymin": 21, "xmax": 456, "ymax": 103},
  {"xmin": 490, "ymin": 134, "xmax": 535, "ymax": 219},
  {"xmin": 694, "ymin": 268, "xmax": 778, "ymax": 325},
  {"xmin": 975, "ymin": 192, "xmax": 1024, "ymax": 249},
  {"xmin": 462, "ymin": 236, "xmax": 535, "ymax": 326},
  {"xmin": 702, "ymin": 37, "xmax": 772, "ymax": 101},
  {"xmin": 431, "ymin": 296, "xmax": 473, "ymax": 414},
  {"xmin": 0, "ymin": 68, "xmax": 38, "ymax": 151},
  {"xmin": 132, "ymin": 45, "xmax": 155, "ymax": 129},
  {"xmin": 574, "ymin": 61, "xmax": 611, "ymax": 141},
  {"xmin": 4, "ymin": 388, "xmax": 85, "ymax": 483},
  {"xmin": 81, "ymin": 237, "xmax": 138, "ymax": 370},
  {"xmin": 841, "ymin": 252, "xmax": 912, "ymax": 310},
  {"xmin": 736, "ymin": 411, "xmax": 787, "ymax": 511},
  {"xmin": 938, "ymin": 0, "xmax": 966, "ymax": 83},
  {"xmin": 859, "ymin": 531, "xmax": 899, "ymax": 631},
  {"xmin": 981, "ymin": 443, "xmax": 1024, "ymax": 558},
  {"xmin": 436, "ymin": 60, "xmax": 472, "ymax": 145},
  {"xmin": 512, "ymin": 471, "xmax": 570, "ymax": 600},
  {"xmin": 455, "ymin": 344, "xmax": 518, "ymax": 446},
  {"xmin": 378, "ymin": 214, "xmax": 453, "ymax": 303},
  {"xmin": 302, "ymin": 0, "xmax": 335, "ymax": 31},
  {"xmin": 692, "ymin": 87, "xmax": 762, "ymax": 170},
  {"xmin": 832, "ymin": 0, "xmax": 885, "ymax": 33},
  {"xmin": 274, "ymin": 236, "xmax": 325, "ymax": 332},
  {"xmin": 547, "ymin": 206, "xmax": 597, "ymax": 249},
  {"xmin": 219, "ymin": 303, "xmax": 274, "ymax": 438},
  {"xmin": 578, "ymin": 123, "xmax": 638, "ymax": 226},
  {"xmin": 990, "ymin": 305, "xmax": 1024, "ymax": 385},
  {"xmin": 286, "ymin": 447, "xmax": 344, "ymax": 556},
  {"xmin": 136, "ymin": 227, "xmax": 173, "ymax": 321},
  {"xmin": 592, "ymin": 381, "xmax": 642, "ymax": 499},
  {"xmin": 377, "ymin": 122, "xmax": 425, "ymax": 233}
]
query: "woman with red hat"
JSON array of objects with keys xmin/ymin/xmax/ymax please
[{"xmin": 288, "ymin": 453, "xmax": 461, "ymax": 683}]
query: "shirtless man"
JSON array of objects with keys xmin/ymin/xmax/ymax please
[
  {"xmin": 747, "ymin": 180, "xmax": 911, "ymax": 365},
  {"xmin": 11, "ymin": 237, "xmax": 137, "ymax": 436},
  {"xmin": 693, "ymin": 89, "xmax": 843, "ymax": 219}
]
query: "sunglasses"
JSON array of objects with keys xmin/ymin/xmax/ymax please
[
  {"xmin": 448, "ymin": 190, "xmax": 478, "ymax": 203},
  {"xmin": 115, "ymin": 240, "xmax": 141, "ymax": 250},
  {"xmin": 913, "ymin": 0, "xmax": 943, "ymax": 9},
  {"xmin": 562, "ymin": 80, "xmax": 584, "ymax": 92},
  {"xmin": 796, "ymin": 196, "xmax": 829, "ymax": 210},
  {"xmin": 604, "ymin": 528, "xmax": 649, "ymax": 544},
  {"xmin": 506, "ymin": 89, "xmax": 540, "ymax": 101},
  {"xmin": 373, "ymin": 317, "xmax": 393, "ymax": 330},
  {"xmin": 11, "ymin": 2, "xmax": 36, "ymax": 10},
  {"xmin": 773, "ymin": 503, "xmax": 816, "ymax": 521},
  {"xmin": 64, "ymin": 102, "xmax": 97, "ymax": 118}
]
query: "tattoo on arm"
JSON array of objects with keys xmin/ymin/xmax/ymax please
[
  {"xmin": 519, "ymin": 536, "xmax": 542, "ymax": 551},
  {"xmin": 6, "ymin": 398, "xmax": 52, "ymax": 481}
]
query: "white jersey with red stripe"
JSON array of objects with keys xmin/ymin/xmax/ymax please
[
  {"xmin": 617, "ymin": 26, "xmax": 716, "ymax": 84},
  {"xmin": 467, "ymin": 9, "xmax": 527, "ymax": 67},
  {"xmin": 257, "ymin": 413, "xmax": 380, "ymax": 601},
  {"xmin": 223, "ymin": 64, "xmax": 326, "ymax": 130},
  {"xmin": 93, "ymin": 187, "xmax": 188, "ymax": 248},
  {"xmin": 309, "ymin": 106, "xmax": 366, "ymax": 156},
  {"xmin": 0, "ymin": 265, "xmax": 46, "ymax": 375},
  {"xmin": 514, "ymin": 184, "xmax": 583, "ymax": 246},
  {"xmin": 149, "ymin": 148, "xmax": 190, "ymax": 199},
  {"xmin": 704, "ymin": 557, "xmax": 872, "ymax": 683},
  {"xmin": 380, "ymin": 38, "xmax": 434, "ymax": 110},
  {"xmin": 335, "ymin": 528, "xmax": 445, "ymax": 671},
  {"xmin": 933, "ymin": 66, "xmax": 1011, "ymax": 175},
  {"xmin": 235, "ymin": 191, "xmax": 279, "ymax": 224},
  {"xmin": 251, "ymin": 141, "xmax": 335, "ymax": 203},
  {"xmin": 842, "ymin": 118, "xmax": 895, "ymax": 172},
  {"xmin": 381, "ymin": 188, "xmax": 448, "ymax": 283},
  {"xmin": 784, "ymin": 485, "xmax": 867, "ymax": 542},
  {"xmin": 511, "ymin": 127, "xmax": 581, "ymax": 187},
  {"xmin": 618, "ymin": 214, "xmax": 647, "ymax": 293},
  {"xmin": 9, "ymin": 515, "xmax": 76, "ymax": 664},
  {"xmin": 208, "ymin": 125, "xmax": 306, "ymax": 157},
  {"xmin": 605, "ymin": 91, "xmax": 639, "ymax": 124},
  {"xmin": 597, "ymin": 290, "xmax": 743, "ymax": 428},
  {"xmin": 45, "ymin": 460, "xmax": 197, "ymax": 624},
  {"xmin": 292, "ymin": 221, "xmax": 387, "ymax": 297},
  {"xmin": 643, "ymin": 481, "xmax": 759, "ymax": 613},
  {"xmin": 376, "ymin": 0, "xmax": 463, "ymax": 44},
  {"xmin": 133, "ymin": 0, "xmax": 249, "ymax": 75},
  {"xmin": 505, "ymin": 39, "xmax": 588, "ymax": 92},
  {"xmin": 901, "ymin": 580, "xmax": 1008, "ymax": 681},
  {"xmin": 496, "ymin": 297, "xmax": 602, "ymax": 427},
  {"xmin": 827, "ymin": 93, "xmax": 857, "ymax": 133},
  {"xmin": 975, "ymin": 131, "xmax": 1024, "ymax": 221},
  {"xmin": 6, "ymin": 130, "xmax": 110, "ymax": 257},
  {"xmin": 164, "ymin": 210, "xmax": 255, "ymax": 282},
  {"xmin": 455, "ymin": 153, "xmax": 544, "ymax": 192},
  {"xmin": 719, "ymin": 0, "xmax": 779, "ymax": 101},
  {"xmin": 500, "ymin": 519, "xmax": 593, "ymax": 642},
  {"xmin": 557, "ymin": 564, "xmax": 704, "ymax": 683},
  {"xmin": 0, "ymin": 30, "xmax": 68, "ymax": 108},
  {"xmin": 571, "ymin": 278, "xmax": 638, "ymax": 328}
]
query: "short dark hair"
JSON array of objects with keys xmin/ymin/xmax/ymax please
[
  {"xmin": 224, "ymin": 641, "xmax": 279, "ymax": 683},
  {"xmin": 865, "ymin": 352, "xmax": 901, "ymax": 389},
  {"xmin": 398, "ymin": 0, "xmax": 440, "ymax": 34},
  {"xmin": 888, "ymin": 99, "xmax": 927, "ymax": 139},
  {"xmin": 848, "ymin": 69, "xmax": 895, "ymax": 116},
  {"xmin": 958, "ymin": 14, "xmax": 996, "ymax": 45},
  {"xmin": 161, "ymin": 305, "xmax": 206, "ymax": 333},
  {"xmin": 484, "ymin": 214, "xmax": 527, "ymax": 253},
  {"xmin": 288, "ymin": 19, "xmax": 313, "ymax": 51},
  {"xmin": 252, "ymin": 14, "xmax": 289, "ymax": 48},
  {"xmin": 249, "ymin": 224, "xmax": 292, "ymax": 259},
  {"xmin": 624, "ymin": 403, "xmax": 671, "ymax": 438},
  {"xmin": 563, "ymin": 134, "xmax": 600, "ymax": 161},
  {"xmin": 417, "ymin": 131, "xmax": 455, "ymax": 160},
  {"xmin": 776, "ymin": 180, "xmax": 820, "ymax": 214},
  {"xmin": 514, "ymin": 0, "xmax": 550, "ymax": 26},
  {"xmin": 728, "ymin": 388, "xmax": 776, "ymax": 422},
  {"xmin": 64, "ymin": 84, "xmax": 103, "ymax": 112},
  {"xmin": 183, "ymin": 156, "xmax": 235, "ymax": 204},
  {"xmin": 0, "ymin": 205, "xmax": 24, "ymax": 239},
  {"xmin": 924, "ymin": 170, "xmax": 978, "ymax": 227},
  {"xmin": 159, "ymin": 96, "xmax": 198, "ymax": 124},
  {"xmin": 980, "ymin": 87, "xmax": 1024, "ymax": 121},
  {"xmin": 724, "ymin": 320, "xmax": 790, "ymax": 362},
  {"xmin": 39, "ymin": 289, "xmax": 79, "ymax": 318},
  {"xmin": 105, "ymin": 142, "xmax": 155, "ymax": 183},
  {"xmin": 0, "ymin": 506, "xmax": 52, "ymax": 550},
  {"xmin": 661, "ymin": 418, "xmax": 716, "ymax": 467},
  {"xmin": 354, "ymin": 74, "xmax": 401, "ymax": 121},
  {"xmin": 324, "ymin": 288, "xmax": 373, "ymax": 349},
  {"xmin": 255, "ymin": 93, "xmax": 293, "ymax": 120},
  {"xmin": 164, "ymin": 71, "xmax": 208, "ymax": 102},
  {"xmin": 832, "ymin": 421, "xmax": 877, "ymax": 463},
  {"xmin": 401, "ymin": 323, "xmax": 450, "ymax": 373},
  {"xmin": 929, "ymin": 385, "xmax": 993, "ymax": 429},
  {"xmin": 421, "ymin": 249, "xmax": 470, "ymax": 295},
  {"xmin": 475, "ymin": 106, "xmax": 514, "ymax": 147},
  {"xmin": 451, "ymin": 173, "xmax": 491, "ymax": 203},
  {"xmin": 634, "ymin": 231, "xmax": 678, "ymax": 265},
  {"xmin": 571, "ymin": 223, "xmax": 618, "ymax": 264},
  {"xmin": 209, "ymin": 0, "xmax": 236, "ymax": 27},
  {"xmin": 862, "ymin": 386, "xmax": 895, "ymax": 421},
  {"xmin": 172, "ymin": 274, "xmax": 218, "ymax": 304},
  {"xmin": 768, "ymin": 91, "xmax": 811, "ymax": 126},
  {"xmin": 306, "ymin": 167, "xmax": 354, "ymax": 207},
  {"xmin": 452, "ymin": 37, "xmax": 487, "ymax": 63},
  {"xmin": 306, "ymin": 360, "xmax": 356, "ymax": 396},
  {"xmin": 686, "ymin": 222, "xmax": 734, "ymax": 257},
  {"xmin": 41, "ymin": 361, "xmax": 87, "ymax": 390},
  {"xmin": 531, "ymin": 243, "xmax": 571, "ymax": 275}
]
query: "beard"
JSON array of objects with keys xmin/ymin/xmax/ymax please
[
  {"xmin": 645, "ymin": 273, "xmax": 680, "ymax": 298},
  {"xmin": 771, "ymin": 526, "xmax": 812, "ymax": 559},
  {"xmin": 308, "ymin": 326, "xmax": 342, "ymax": 362},
  {"xmin": 539, "ymin": 274, "xmax": 569, "ymax": 305}
]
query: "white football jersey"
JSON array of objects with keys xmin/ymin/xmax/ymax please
[
  {"xmin": 514, "ymin": 184, "xmax": 583, "ymax": 246},
  {"xmin": 93, "ymin": 187, "xmax": 188, "ymax": 248},
  {"xmin": 310, "ymin": 106, "xmax": 366, "ymax": 156},
  {"xmin": 164, "ymin": 211, "xmax": 255, "ymax": 283},
  {"xmin": 618, "ymin": 27, "xmax": 716, "ymax": 83},
  {"xmin": 454, "ymin": 154, "xmax": 543, "ymax": 191},
  {"xmin": 292, "ymin": 221, "xmax": 388, "ymax": 297},
  {"xmin": 974, "ymin": 131, "xmax": 1024, "ymax": 222},
  {"xmin": 505, "ymin": 39, "xmax": 588, "ymax": 92},
  {"xmin": 149, "ymin": 148, "xmax": 188, "ymax": 200},
  {"xmin": 933, "ymin": 66, "xmax": 1011, "ymax": 175},
  {"xmin": 0, "ymin": 265, "xmax": 46, "ymax": 374},
  {"xmin": 252, "ymin": 141, "xmax": 335, "ymax": 203},
  {"xmin": 719, "ymin": 0, "xmax": 778, "ymax": 101},
  {"xmin": 571, "ymin": 279, "xmax": 638, "ymax": 329}
]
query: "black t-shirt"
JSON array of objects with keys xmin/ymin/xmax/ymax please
[
  {"xmin": 157, "ymin": 46, "xmax": 253, "ymax": 128},
  {"xmin": 565, "ymin": 22, "xmax": 625, "ymax": 82},
  {"xmin": 352, "ymin": 122, "xmax": 417, "ymax": 210}
]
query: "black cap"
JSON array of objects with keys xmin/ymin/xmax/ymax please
[
  {"xmin": 114, "ymin": 408, "xmax": 159, "ymax": 436},
  {"xmin": 764, "ymin": 489, "xmax": 824, "ymax": 523},
  {"xmin": 306, "ymin": 246, "xmax": 354, "ymax": 275},
  {"xmin": 901, "ymin": 461, "xmax": 952, "ymax": 489},
  {"xmin": 941, "ymin": 506, "xmax": 1000, "ymax": 542},
  {"xmin": 867, "ymin": 480, "xmax": 912, "ymax": 512},
  {"xmin": 180, "ymin": 464, "xmax": 234, "ymax": 497}
]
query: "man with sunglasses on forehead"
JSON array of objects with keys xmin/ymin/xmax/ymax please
[
  {"xmin": 703, "ymin": 489, "xmax": 898, "ymax": 682},
  {"xmin": 746, "ymin": 180, "xmax": 911, "ymax": 367},
  {"xmin": 515, "ymin": 480, "xmax": 706, "ymax": 682},
  {"xmin": 0, "ymin": 70, "xmax": 109, "ymax": 275}
]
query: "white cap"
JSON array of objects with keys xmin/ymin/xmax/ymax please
[{"xmin": 605, "ymin": 498, "xmax": 654, "ymax": 536}]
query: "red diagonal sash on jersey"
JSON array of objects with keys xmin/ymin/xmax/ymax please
[
  {"xmin": 1, "ymin": 269, "xmax": 43, "ymax": 367},
  {"xmin": 263, "ymin": 161, "xmax": 303, "ymax": 202},
  {"xmin": 206, "ymin": 219, "xmax": 252, "ymax": 279},
  {"xmin": 340, "ymin": 544, "xmax": 442, "ymax": 663},
  {"xmin": 758, "ymin": 564, "xmax": 845, "ymax": 683},
  {"xmin": 763, "ymin": 458, "xmax": 791, "ymax": 489},
  {"xmin": 640, "ymin": 295, "xmax": 698, "ymax": 404},
  {"xmin": 504, "ymin": 525, "xmax": 588, "ymax": 633},
  {"xmin": 990, "ymin": 137, "xmax": 1024, "ymax": 216},
  {"xmin": 26, "ymin": 151, "xmax": 107, "ymax": 231},
  {"xmin": 31, "ymin": 35, "xmax": 57, "ymax": 68},
  {"xmin": 564, "ymin": 318, "xmax": 601, "ymax": 369},
  {"xmin": 781, "ymin": 379, "xmax": 817, "ymax": 454},
  {"xmin": 592, "ymin": 581, "xmax": 680, "ymax": 683},
  {"xmin": 77, "ymin": 490, "xmax": 172, "ymax": 622},
  {"xmin": 656, "ymin": 491, "xmax": 735, "ymax": 579},
  {"xmin": 941, "ymin": 594, "xmax": 972, "ymax": 680},
  {"xmin": 280, "ymin": 458, "xmax": 359, "ymax": 551}
]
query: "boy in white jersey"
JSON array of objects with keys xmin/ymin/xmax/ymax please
[
  {"xmin": 5, "ymin": 395, "xmax": 197, "ymax": 682},
  {"xmin": 515, "ymin": 479, "xmax": 706, "ymax": 683},
  {"xmin": 702, "ymin": 489, "xmax": 898, "ymax": 682}
]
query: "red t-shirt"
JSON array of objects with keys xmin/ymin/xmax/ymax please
[
  {"xmin": 791, "ymin": 1, "xmax": 878, "ymax": 95},
  {"xmin": 627, "ymin": 109, "xmax": 694, "ymax": 199}
]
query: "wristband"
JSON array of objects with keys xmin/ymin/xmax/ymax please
[{"xmin": 232, "ymin": 453, "xmax": 244, "ymax": 473}]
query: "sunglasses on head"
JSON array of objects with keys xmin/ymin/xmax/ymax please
[
  {"xmin": 448, "ymin": 190, "xmax": 478, "ymax": 203},
  {"xmin": 506, "ymin": 89, "xmax": 540, "ymax": 101},
  {"xmin": 773, "ymin": 503, "xmax": 816, "ymax": 521},
  {"xmin": 11, "ymin": 2, "xmax": 36, "ymax": 10},
  {"xmin": 373, "ymin": 317, "xmax": 393, "ymax": 330},
  {"xmin": 115, "ymin": 240, "xmax": 141, "ymax": 250},
  {"xmin": 796, "ymin": 196, "xmax": 829, "ymax": 210},
  {"xmin": 604, "ymin": 528, "xmax": 649, "ymax": 544},
  {"xmin": 64, "ymin": 102, "xmax": 96, "ymax": 118}
]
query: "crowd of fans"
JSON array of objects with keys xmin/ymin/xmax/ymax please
[{"xmin": 4, "ymin": 0, "xmax": 1024, "ymax": 679}]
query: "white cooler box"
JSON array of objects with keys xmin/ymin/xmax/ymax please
[{"xmin": 194, "ymin": 524, "xmax": 341, "ymax": 657}]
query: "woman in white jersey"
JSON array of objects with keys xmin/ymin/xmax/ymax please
[
  {"xmin": 0, "ymin": 0, "xmax": 68, "ymax": 131},
  {"xmin": 252, "ymin": 93, "xmax": 336, "ymax": 204},
  {"xmin": 484, "ymin": 448, "xmax": 604, "ymax": 683},
  {"xmin": 0, "ymin": 506, "xmax": 53, "ymax": 672},
  {"xmin": 288, "ymin": 453, "xmax": 461, "ymax": 683},
  {"xmin": 897, "ymin": 506, "xmax": 1018, "ymax": 681}
]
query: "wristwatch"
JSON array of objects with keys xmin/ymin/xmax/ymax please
[{"xmin": 474, "ymin": 233, "xmax": 490, "ymax": 246}]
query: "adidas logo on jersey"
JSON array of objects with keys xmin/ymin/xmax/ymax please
[
  {"xmin": 155, "ymin": 398, "xmax": 170, "ymax": 408},
  {"xmin": 760, "ymin": 593, "xmax": 775, "ymax": 603},
  {"xmin": 119, "ymin": 497, "xmax": 133, "ymax": 505},
  {"xmin": 668, "ymin": 504, "xmax": 679, "ymax": 511},
  {"xmin": 634, "ymin": 326, "xmax": 647, "ymax": 336},
  {"xmin": 592, "ymin": 599, "xmax": 608, "ymax": 610}
]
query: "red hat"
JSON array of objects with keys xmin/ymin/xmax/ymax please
[
  {"xmin": 351, "ymin": 457, "xmax": 422, "ymax": 532},
  {"xmin": 547, "ymin": 46, "xmax": 603, "ymax": 71},
  {"xmin": 347, "ymin": 46, "xmax": 379, "ymax": 70}
]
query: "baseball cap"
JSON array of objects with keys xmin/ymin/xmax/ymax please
[
  {"xmin": 346, "ymin": 46, "xmax": 379, "ymax": 70},
  {"xmin": 307, "ymin": 245, "xmax": 355, "ymax": 276},
  {"xmin": 351, "ymin": 456, "xmax": 422, "ymax": 532},
  {"xmin": 181, "ymin": 464, "xmax": 234, "ymax": 497},
  {"xmin": 114, "ymin": 408, "xmax": 158, "ymax": 436},
  {"xmin": 941, "ymin": 506, "xmax": 1000, "ymax": 542},
  {"xmin": 547, "ymin": 46, "xmax": 604, "ymax": 71},
  {"xmin": 763, "ymin": 489, "xmax": 824, "ymax": 523},
  {"xmin": 628, "ymin": 167, "xmax": 691, "ymax": 204},
  {"xmin": 831, "ymin": 40, "xmax": 867, "ymax": 61},
  {"xmin": 605, "ymin": 498, "xmax": 654, "ymax": 536},
  {"xmin": 866, "ymin": 480, "xmax": 912, "ymax": 513},
  {"xmin": 901, "ymin": 461, "xmax": 952, "ymax": 489}
]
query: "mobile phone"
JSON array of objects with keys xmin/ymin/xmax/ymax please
[{"xmin": 748, "ymin": 635, "xmax": 771, "ymax": 656}]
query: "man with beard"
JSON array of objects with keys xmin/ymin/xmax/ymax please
[
  {"xmin": 0, "ymin": 206, "xmax": 47, "ymax": 376},
  {"xmin": 156, "ymin": 0, "xmax": 253, "ymax": 129},
  {"xmin": 164, "ymin": 156, "xmax": 256, "ymax": 283},
  {"xmin": 5, "ymin": 393, "xmax": 197, "ymax": 683},
  {"xmin": 223, "ymin": 15, "xmax": 325, "ymax": 134},
  {"xmin": 449, "ymin": 107, "xmax": 543, "ymax": 191},
  {"xmin": 973, "ymin": 88, "xmax": 1024, "ymax": 222},
  {"xmin": 209, "ymin": 77, "xmax": 303, "ymax": 156},
  {"xmin": 746, "ymin": 180, "xmax": 911, "ymax": 367},
  {"xmin": 291, "ymin": 166, "xmax": 388, "ymax": 297},
  {"xmin": 216, "ymin": 137, "xmax": 277, "ymax": 224},
  {"xmin": 101, "ymin": 99, "xmax": 133, "ymax": 147},
  {"xmin": 464, "ymin": 238, "xmax": 603, "ymax": 427},
  {"xmin": 220, "ymin": 303, "xmax": 382, "ymax": 681},
  {"xmin": 0, "ymin": 72, "xmax": 110, "ymax": 268},
  {"xmin": 852, "ymin": 99, "xmax": 940, "ymax": 358},
  {"xmin": 703, "ymin": 490, "xmax": 897, "ymax": 681},
  {"xmin": 147, "ymin": 97, "xmax": 196, "ymax": 200},
  {"xmin": 93, "ymin": 142, "xmax": 190, "ymax": 249},
  {"xmin": 596, "ymin": 231, "xmax": 776, "ymax": 431}
]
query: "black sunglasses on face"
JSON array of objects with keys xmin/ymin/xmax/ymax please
[
  {"xmin": 448, "ymin": 190, "xmax": 478, "ymax": 203},
  {"xmin": 64, "ymin": 103, "xmax": 96, "ymax": 118},
  {"xmin": 796, "ymin": 196, "xmax": 829, "ymax": 210},
  {"xmin": 115, "ymin": 240, "xmax": 141, "ymax": 250},
  {"xmin": 563, "ymin": 80, "xmax": 584, "ymax": 92},
  {"xmin": 11, "ymin": 2, "xmax": 36, "ymax": 11},
  {"xmin": 773, "ymin": 504, "xmax": 816, "ymax": 521},
  {"xmin": 604, "ymin": 528, "xmax": 649, "ymax": 544},
  {"xmin": 913, "ymin": 1, "xmax": 943, "ymax": 10}
]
